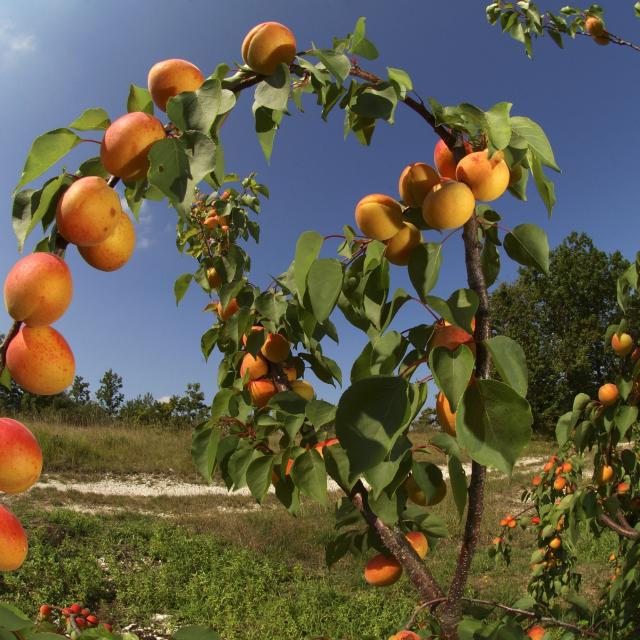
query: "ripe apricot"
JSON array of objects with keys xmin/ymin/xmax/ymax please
[
  {"xmin": 100, "ymin": 112, "xmax": 165, "ymax": 181},
  {"xmin": 617, "ymin": 482, "xmax": 631, "ymax": 494},
  {"xmin": 241, "ymin": 22, "xmax": 297, "ymax": 76},
  {"xmin": 433, "ymin": 139, "xmax": 472, "ymax": 180},
  {"xmin": 596, "ymin": 464, "xmax": 614, "ymax": 485},
  {"xmin": 56, "ymin": 177, "xmax": 121, "ymax": 246},
  {"xmin": 147, "ymin": 58, "xmax": 205, "ymax": 112},
  {"xmin": 261, "ymin": 333, "xmax": 290, "ymax": 363},
  {"xmin": 532, "ymin": 475, "xmax": 542, "ymax": 487},
  {"xmin": 436, "ymin": 391, "xmax": 456, "ymax": 437},
  {"xmin": 531, "ymin": 516, "xmax": 541, "ymax": 525},
  {"xmin": 549, "ymin": 537, "xmax": 561, "ymax": 550},
  {"xmin": 389, "ymin": 631, "xmax": 420, "ymax": 640},
  {"xmin": 384, "ymin": 223, "xmax": 422, "ymax": 266},
  {"xmin": 355, "ymin": 194, "xmax": 404, "ymax": 241},
  {"xmin": 240, "ymin": 352, "xmax": 269, "ymax": 382},
  {"xmin": 405, "ymin": 474, "xmax": 446, "ymax": 507},
  {"xmin": 249, "ymin": 379, "xmax": 277, "ymax": 408},
  {"xmin": 422, "ymin": 181, "xmax": 475, "ymax": 230},
  {"xmin": 312, "ymin": 438, "xmax": 339, "ymax": 458},
  {"xmin": 598, "ymin": 383, "xmax": 619, "ymax": 406},
  {"xmin": 206, "ymin": 268, "xmax": 223, "ymax": 289},
  {"xmin": 553, "ymin": 476, "xmax": 567, "ymax": 491},
  {"xmin": 456, "ymin": 150, "xmax": 510, "ymax": 202},
  {"xmin": 0, "ymin": 505, "xmax": 28, "ymax": 571},
  {"xmin": 4, "ymin": 253, "xmax": 72, "ymax": 326},
  {"xmin": 429, "ymin": 319, "xmax": 475, "ymax": 353},
  {"xmin": 291, "ymin": 379, "xmax": 314, "ymax": 401},
  {"xmin": 404, "ymin": 531, "xmax": 428, "ymax": 559},
  {"xmin": 6, "ymin": 326, "xmax": 75, "ymax": 396},
  {"xmin": 561, "ymin": 462, "xmax": 572, "ymax": 474},
  {"xmin": 612, "ymin": 332, "xmax": 634, "ymax": 357},
  {"xmin": 0, "ymin": 418, "xmax": 42, "ymax": 494},
  {"xmin": 78, "ymin": 210, "xmax": 135, "ymax": 272},
  {"xmin": 584, "ymin": 16, "xmax": 605, "ymax": 36},
  {"xmin": 215, "ymin": 298, "xmax": 240, "ymax": 321},
  {"xmin": 364, "ymin": 553, "xmax": 402, "ymax": 586},
  {"xmin": 203, "ymin": 215, "xmax": 218, "ymax": 230},
  {"xmin": 398, "ymin": 162, "xmax": 440, "ymax": 207},
  {"xmin": 526, "ymin": 625, "xmax": 545, "ymax": 640},
  {"xmin": 283, "ymin": 366, "xmax": 298, "ymax": 382}
]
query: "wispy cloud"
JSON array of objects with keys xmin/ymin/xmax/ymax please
[
  {"xmin": 157, "ymin": 395, "xmax": 171, "ymax": 404},
  {"xmin": 121, "ymin": 198, "xmax": 153, "ymax": 250},
  {"xmin": 0, "ymin": 21, "xmax": 36, "ymax": 66}
]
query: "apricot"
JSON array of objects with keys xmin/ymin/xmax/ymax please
[
  {"xmin": 4, "ymin": 253, "xmax": 72, "ymax": 326},
  {"xmin": 206, "ymin": 267, "xmax": 223, "ymax": 289},
  {"xmin": 203, "ymin": 215, "xmax": 218, "ymax": 231},
  {"xmin": 6, "ymin": 326, "xmax": 75, "ymax": 396},
  {"xmin": 384, "ymin": 223, "xmax": 422, "ymax": 266},
  {"xmin": 436, "ymin": 391, "xmax": 456, "ymax": 437},
  {"xmin": 612, "ymin": 332, "xmax": 634, "ymax": 357},
  {"xmin": 241, "ymin": 22, "xmax": 297, "ymax": 76},
  {"xmin": 553, "ymin": 477, "xmax": 567, "ymax": 491},
  {"xmin": 549, "ymin": 537, "xmax": 561, "ymax": 550},
  {"xmin": 456, "ymin": 150, "xmax": 510, "ymax": 202},
  {"xmin": 364, "ymin": 553, "xmax": 402, "ymax": 586},
  {"xmin": 56, "ymin": 177, "xmax": 121, "ymax": 246},
  {"xmin": 429, "ymin": 319, "xmax": 475, "ymax": 353},
  {"xmin": 283, "ymin": 366, "xmax": 298, "ymax": 382},
  {"xmin": 0, "ymin": 505, "xmax": 28, "ymax": 571},
  {"xmin": 422, "ymin": 181, "xmax": 475, "ymax": 230},
  {"xmin": 78, "ymin": 210, "xmax": 135, "ymax": 272},
  {"xmin": 0, "ymin": 418, "xmax": 42, "ymax": 494},
  {"xmin": 596, "ymin": 464, "xmax": 614, "ymax": 485},
  {"xmin": 617, "ymin": 482, "xmax": 631, "ymax": 494},
  {"xmin": 291, "ymin": 379, "xmax": 314, "ymax": 401},
  {"xmin": 598, "ymin": 383, "xmax": 619, "ymax": 406},
  {"xmin": 405, "ymin": 474, "xmax": 446, "ymax": 507},
  {"xmin": 584, "ymin": 16, "xmax": 605, "ymax": 36},
  {"xmin": 147, "ymin": 58, "xmax": 205, "ymax": 112},
  {"xmin": 355, "ymin": 194, "xmax": 404, "ymax": 241},
  {"xmin": 526, "ymin": 626, "xmax": 545, "ymax": 640},
  {"xmin": 242, "ymin": 325, "xmax": 265, "ymax": 346},
  {"xmin": 561, "ymin": 462, "xmax": 572, "ymax": 474},
  {"xmin": 240, "ymin": 352, "xmax": 269, "ymax": 382},
  {"xmin": 249, "ymin": 379, "xmax": 277, "ymax": 408},
  {"xmin": 592, "ymin": 34, "xmax": 610, "ymax": 45},
  {"xmin": 313, "ymin": 438, "xmax": 339, "ymax": 458},
  {"xmin": 261, "ymin": 333, "xmax": 290, "ymax": 363},
  {"xmin": 433, "ymin": 139, "xmax": 472, "ymax": 180},
  {"xmin": 532, "ymin": 475, "xmax": 542, "ymax": 487},
  {"xmin": 405, "ymin": 531, "xmax": 428, "ymax": 559},
  {"xmin": 215, "ymin": 298, "xmax": 240, "ymax": 321},
  {"xmin": 398, "ymin": 162, "xmax": 440, "ymax": 207},
  {"xmin": 100, "ymin": 112, "xmax": 165, "ymax": 181},
  {"xmin": 389, "ymin": 631, "xmax": 420, "ymax": 640}
]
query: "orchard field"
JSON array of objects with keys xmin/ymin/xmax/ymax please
[{"xmin": 1, "ymin": 3, "xmax": 640, "ymax": 640}]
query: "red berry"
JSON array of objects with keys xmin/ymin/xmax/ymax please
[
  {"xmin": 75, "ymin": 617, "xmax": 87, "ymax": 628},
  {"xmin": 70, "ymin": 604, "xmax": 82, "ymax": 615},
  {"xmin": 86, "ymin": 615, "xmax": 99, "ymax": 626},
  {"xmin": 39, "ymin": 605, "xmax": 52, "ymax": 617}
]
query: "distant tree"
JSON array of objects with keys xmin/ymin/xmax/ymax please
[
  {"xmin": 95, "ymin": 369, "xmax": 124, "ymax": 418},
  {"xmin": 491, "ymin": 232, "xmax": 636, "ymax": 433},
  {"xmin": 69, "ymin": 376, "xmax": 90, "ymax": 405},
  {"xmin": 172, "ymin": 382, "xmax": 208, "ymax": 423},
  {"xmin": 412, "ymin": 406, "xmax": 437, "ymax": 431}
]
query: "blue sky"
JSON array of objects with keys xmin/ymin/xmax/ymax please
[{"xmin": 0, "ymin": 1, "xmax": 638, "ymax": 404}]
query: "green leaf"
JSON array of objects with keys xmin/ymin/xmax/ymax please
[
  {"xmin": 69, "ymin": 107, "xmax": 111, "ymax": 131},
  {"xmin": 448, "ymin": 456, "xmax": 468, "ymax": 520},
  {"xmin": 457, "ymin": 379, "xmax": 532, "ymax": 475},
  {"xmin": 254, "ymin": 65, "xmax": 290, "ymax": 111},
  {"xmin": 351, "ymin": 85, "xmax": 397, "ymax": 122},
  {"xmin": 312, "ymin": 48, "xmax": 351, "ymax": 84},
  {"xmin": 191, "ymin": 424, "xmax": 220, "ymax": 482},
  {"xmin": 76, "ymin": 156, "xmax": 109, "ymax": 179},
  {"xmin": 291, "ymin": 449, "xmax": 328, "ymax": 504},
  {"xmin": 307, "ymin": 259, "xmax": 343, "ymax": 322},
  {"xmin": 294, "ymin": 231, "xmax": 323, "ymax": 301},
  {"xmin": 387, "ymin": 67, "xmax": 413, "ymax": 94},
  {"xmin": 615, "ymin": 405, "xmax": 638, "ymax": 440},
  {"xmin": 173, "ymin": 626, "xmax": 220, "ymax": 640},
  {"xmin": 408, "ymin": 242, "xmax": 442, "ymax": 301},
  {"xmin": 168, "ymin": 79, "xmax": 236, "ymax": 134},
  {"xmin": 246, "ymin": 455, "xmax": 274, "ymax": 503},
  {"xmin": 336, "ymin": 376, "xmax": 410, "ymax": 474},
  {"xmin": 485, "ymin": 102, "xmax": 512, "ymax": 150},
  {"xmin": 16, "ymin": 129, "xmax": 81, "ymax": 190},
  {"xmin": 305, "ymin": 399, "xmax": 336, "ymax": 428},
  {"xmin": 253, "ymin": 106, "xmax": 281, "ymax": 163},
  {"xmin": 0, "ymin": 603, "xmax": 33, "ymax": 631},
  {"xmin": 481, "ymin": 239, "xmax": 500, "ymax": 287},
  {"xmin": 503, "ymin": 223, "xmax": 549, "ymax": 275},
  {"xmin": 127, "ymin": 84, "xmax": 154, "ymax": 114},
  {"xmin": 350, "ymin": 17, "xmax": 379, "ymax": 59},
  {"xmin": 174, "ymin": 273, "xmax": 193, "ymax": 305},
  {"xmin": 0, "ymin": 368, "xmax": 11, "ymax": 390},
  {"xmin": 530, "ymin": 153, "xmax": 556, "ymax": 216},
  {"xmin": 429, "ymin": 345, "xmax": 475, "ymax": 412},
  {"xmin": 483, "ymin": 336, "xmax": 528, "ymax": 397},
  {"xmin": 411, "ymin": 461, "xmax": 444, "ymax": 504},
  {"xmin": 324, "ymin": 445, "xmax": 353, "ymax": 491},
  {"xmin": 148, "ymin": 138, "xmax": 190, "ymax": 203},
  {"xmin": 510, "ymin": 116, "xmax": 560, "ymax": 171}
]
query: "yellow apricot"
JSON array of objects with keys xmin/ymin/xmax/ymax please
[
  {"xmin": 436, "ymin": 391, "xmax": 456, "ymax": 437},
  {"xmin": 384, "ymin": 223, "xmax": 422, "ymax": 266},
  {"xmin": 598, "ymin": 383, "xmax": 619, "ymax": 406},
  {"xmin": 596, "ymin": 464, "xmax": 614, "ymax": 485},
  {"xmin": 206, "ymin": 268, "xmax": 223, "ymax": 289},
  {"xmin": 364, "ymin": 554, "xmax": 402, "ymax": 586},
  {"xmin": 612, "ymin": 333, "xmax": 634, "ymax": 357},
  {"xmin": 0, "ymin": 418, "xmax": 43, "ymax": 494},
  {"xmin": 241, "ymin": 22, "xmax": 297, "ymax": 76},
  {"xmin": 592, "ymin": 34, "xmax": 610, "ymax": 46},
  {"xmin": 147, "ymin": 58, "xmax": 205, "ymax": 112},
  {"xmin": 78, "ymin": 210, "xmax": 135, "ymax": 272},
  {"xmin": 584, "ymin": 16, "xmax": 605, "ymax": 36},
  {"xmin": 456, "ymin": 150, "xmax": 510, "ymax": 202},
  {"xmin": 405, "ymin": 531, "xmax": 429, "ymax": 559},
  {"xmin": 291, "ymin": 379, "xmax": 314, "ymax": 401},
  {"xmin": 422, "ymin": 181, "xmax": 475, "ymax": 230},
  {"xmin": 433, "ymin": 139, "xmax": 472, "ymax": 180},
  {"xmin": 355, "ymin": 194, "xmax": 404, "ymax": 241},
  {"xmin": 398, "ymin": 163, "xmax": 440, "ymax": 208}
]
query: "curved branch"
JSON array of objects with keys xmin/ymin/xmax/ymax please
[{"xmin": 599, "ymin": 512, "xmax": 640, "ymax": 540}]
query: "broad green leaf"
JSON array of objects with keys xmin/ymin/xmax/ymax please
[
  {"xmin": 69, "ymin": 107, "xmax": 111, "ymax": 131},
  {"xmin": 227, "ymin": 447, "xmax": 260, "ymax": 490},
  {"xmin": 324, "ymin": 445, "xmax": 353, "ymax": 491},
  {"xmin": 408, "ymin": 242, "xmax": 442, "ymax": 300},
  {"xmin": 484, "ymin": 335, "xmax": 528, "ymax": 397},
  {"xmin": 127, "ymin": 84, "xmax": 154, "ymax": 114},
  {"xmin": 411, "ymin": 461, "xmax": 444, "ymax": 504},
  {"xmin": 387, "ymin": 67, "xmax": 413, "ymax": 94},
  {"xmin": 615, "ymin": 405, "xmax": 638, "ymax": 440},
  {"xmin": 246, "ymin": 455, "xmax": 274, "ymax": 503},
  {"xmin": 148, "ymin": 138, "xmax": 190, "ymax": 203},
  {"xmin": 291, "ymin": 449, "xmax": 328, "ymax": 504},
  {"xmin": 485, "ymin": 102, "xmax": 512, "ymax": 150},
  {"xmin": 448, "ymin": 456, "xmax": 468, "ymax": 520},
  {"xmin": 77, "ymin": 156, "xmax": 109, "ymax": 179},
  {"xmin": 0, "ymin": 603, "xmax": 33, "ymax": 631},
  {"xmin": 457, "ymin": 379, "xmax": 532, "ymax": 475},
  {"xmin": 305, "ymin": 399, "xmax": 336, "ymax": 428},
  {"xmin": 307, "ymin": 258, "xmax": 343, "ymax": 322},
  {"xmin": 503, "ymin": 223, "xmax": 549, "ymax": 275},
  {"xmin": 168, "ymin": 79, "xmax": 235, "ymax": 134},
  {"xmin": 294, "ymin": 231, "xmax": 323, "ymax": 301},
  {"xmin": 369, "ymin": 331, "xmax": 407, "ymax": 376},
  {"xmin": 351, "ymin": 85, "xmax": 397, "ymax": 122},
  {"xmin": 253, "ymin": 105, "xmax": 282, "ymax": 163},
  {"xmin": 510, "ymin": 115, "xmax": 560, "ymax": 171},
  {"xmin": 350, "ymin": 17, "xmax": 379, "ymax": 59},
  {"xmin": 429, "ymin": 345, "xmax": 475, "ymax": 412},
  {"xmin": 254, "ymin": 65, "xmax": 290, "ymax": 111},
  {"xmin": 336, "ymin": 376, "xmax": 410, "ymax": 474},
  {"xmin": 191, "ymin": 423, "xmax": 220, "ymax": 482},
  {"xmin": 174, "ymin": 273, "xmax": 193, "ymax": 305},
  {"xmin": 530, "ymin": 153, "xmax": 556, "ymax": 216},
  {"xmin": 311, "ymin": 49, "xmax": 351, "ymax": 84},
  {"xmin": 0, "ymin": 368, "xmax": 11, "ymax": 390},
  {"xmin": 16, "ymin": 129, "xmax": 81, "ymax": 190},
  {"xmin": 481, "ymin": 238, "xmax": 500, "ymax": 287}
]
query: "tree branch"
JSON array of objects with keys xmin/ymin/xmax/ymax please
[
  {"xmin": 0, "ymin": 321, "xmax": 21, "ymax": 379},
  {"xmin": 599, "ymin": 512, "xmax": 640, "ymax": 540}
]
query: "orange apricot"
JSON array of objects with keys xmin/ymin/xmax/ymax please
[
  {"xmin": 240, "ymin": 352, "xmax": 269, "ymax": 382},
  {"xmin": 364, "ymin": 554, "xmax": 402, "ymax": 586},
  {"xmin": 248, "ymin": 379, "xmax": 277, "ymax": 408},
  {"xmin": 291, "ymin": 379, "xmax": 314, "ymax": 401},
  {"xmin": 433, "ymin": 139, "xmax": 472, "ymax": 180},
  {"xmin": 532, "ymin": 475, "xmax": 542, "ymax": 487},
  {"xmin": 584, "ymin": 16, "xmax": 605, "ymax": 36},
  {"xmin": 215, "ymin": 298, "xmax": 240, "ymax": 321},
  {"xmin": 398, "ymin": 162, "xmax": 440, "ymax": 207},
  {"xmin": 203, "ymin": 215, "xmax": 218, "ymax": 230},
  {"xmin": 389, "ymin": 631, "xmax": 420, "ymax": 640},
  {"xmin": 456, "ymin": 150, "xmax": 510, "ymax": 202},
  {"xmin": 526, "ymin": 625, "xmax": 545, "ymax": 640},
  {"xmin": 147, "ymin": 58, "xmax": 205, "ymax": 112},
  {"xmin": 429, "ymin": 319, "xmax": 475, "ymax": 353},
  {"xmin": 598, "ymin": 383, "xmax": 619, "ymax": 406},
  {"xmin": 422, "ymin": 181, "xmax": 475, "ymax": 230},
  {"xmin": 261, "ymin": 333, "xmax": 290, "ymax": 363},
  {"xmin": 0, "ymin": 505, "xmax": 28, "ymax": 571},
  {"xmin": 241, "ymin": 22, "xmax": 297, "ymax": 76},
  {"xmin": 549, "ymin": 537, "xmax": 561, "ymax": 550},
  {"xmin": 406, "ymin": 531, "xmax": 429, "ymax": 559},
  {"xmin": 612, "ymin": 332, "xmax": 634, "ymax": 357},
  {"xmin": 596, "ymin": 464, "xmax": 614, "ymax": 485},
  {"xmin": 436, "ymin": 391, "xmax": 456, "ymax": 437},
  {"xmin": 355, "ymin": 194, "xmax": 404, "ymax": 241},
  {"xmin": 405, "ymin": 474, "xmax": 446, "ymax": 507},
  {"xmin": 0, "ymin": 418, "xmax": 43, "ymax": 494},
  {"xmin": 384, "ymin": 223, "xmax": 422, "ymax": 266},
  {"xmin": 553, "ymin": 476, "xmax": 567, "ymax": 491},
  {"xmin": 78, "ymin": 210, "xmax": 135, "ymax": 272},
  {"xmin": 617, "ymin": 482, "xmax": 631, "ymax": 494}
]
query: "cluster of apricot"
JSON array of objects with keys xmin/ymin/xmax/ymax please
[
  {"xmin": 39, "ymin": 602, "xmax": 112, "ymax": 634},
  {"xmin": 0, "ymin": 417, "xmax": 43, "ymax": 572},
  {"xmin": 354, "ymin": 139, "xmax": 512, "ymax": 265},
  {"xmin": 364, "ymin": 531, "xmax": 429, "ymax": 588}
]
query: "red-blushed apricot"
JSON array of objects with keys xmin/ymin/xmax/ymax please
[
  {"xmin": 553, "ymin": 476, "xmax": 567, "ymax": 491},
  {"xmin": 206, "ymin": 267, "xmax": 223, "ymax": 289},
  {"xmin": 617, "ymin": 482, "xmax": 631, "ymax": 494},
  {"xmin": 598, "ymin": 383, "xmax": 619, "ymax": 406},
  {"xmin": 436, "ymin": 391, "xmax": 456, "ymax": 437},
  {"xmin": 261, "ymin": 333, "xmax": 290, "ymax": 363},
  {"xmin": 249, "ymin": 379, "xmax": 277, "ymax": 408},
  {"xmin": 561, "ymin": 462, "xmax": 572, "ymax": 473},
  {"xmin": 422, "ymin": 181, "xmax": 475, "ymax": 230},
  {"xmin": 404, "ymin": 474, "xmax": 446, "ymax": 507},
  {"xmin": 0, "ymin": 505, "xmax": 28, "ymax": 571},
  {"xmin": 6, "ymin": 326, "xmax": 75, "ymax": 396},
  {"xmin": 405, "ymin": 531, "xmax": 429, "ymax": 559},
  {"xmin": 433, "ymin": 139, "xmax": 472, "ymax": 180},
  {"xmin": 389, "ymin": 630, "xmax": 420, "ymax": 640},
  {"xmin": 584, "ymin": 16, "xmax": 605, "ymax": 36},
  {"xmin": 3, "ymin": 253, "xmax": 72, "ymax": 327},
  {"xmin": 526, "ymin": 625, "xmax": 545, "ymax": 640},
  {"xmin": 241, "ymin": 22, "xmax": 297, "ymax": 76},
  {"xmin": 384, "ymin": 223, "xmax": 422, "ymax": 266},
  {"xmin": 56, "ymin": 177, "xmax": 121, "ymax": 246},
  {"xmin": 0, "ymin": 418, "xmax": 42, "ymax": 494},
  {"xmin": 355, "ymin": 194, "xmax": 404, "ymax": 241},
  {"xmin": 429, "ymin": 319, "xmax": 476, "ymax": 353},
  {"xmin": 100, "ymin": 112, "xmax": 165, "ymax": 181},
  {"xmin": 312, "ymin": 437, "xmax": 339, "ymax": 458},
  {"xmin": 542, "ymin": 456, "xmax": 558, "ymax": 473},
  {"xmin": 364, "ymin": 553, "xmax": 402, "ymax": 586},
  {"xmin": 240, "ymin": 352, "xmax": 269, "ymax": 383},
  {"xmin": 291, "ymin": 379, "xmax": 314, "ymax": 401},
  {"xmin": 77, "ymin": 210, "xmax": 135, "ymax": 272},
  {"xmin": 242, "ymin": 325, "xmax": 265, "ymax": 346},
  {"xmin": 147, "ymin": 58, "xmax": 205, "ymax": 112},
  {"xmin": 398, "ymin": 162, "xmax": 440, "ymax": 207},
  {"xmin": 549, "ymin": 537, "xmax": 561, "ymax": 550},
  {"xmin": 596, "ymin": 464, "xmax": 614, "ymax": 485},
  {"xmin": 215, "ymin": 298, "xmax": 240, "ymax": 321},
  {"xmin": 612, "ymin": 332, "xmax": 634, "ymax": 356},
  {"xmin": 203, "ymin": 215, "xmax": 218, "ymax": 231},
  {"xmin": 456, "ymin": 150, "xmax": 510, "ymax": 202}
]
